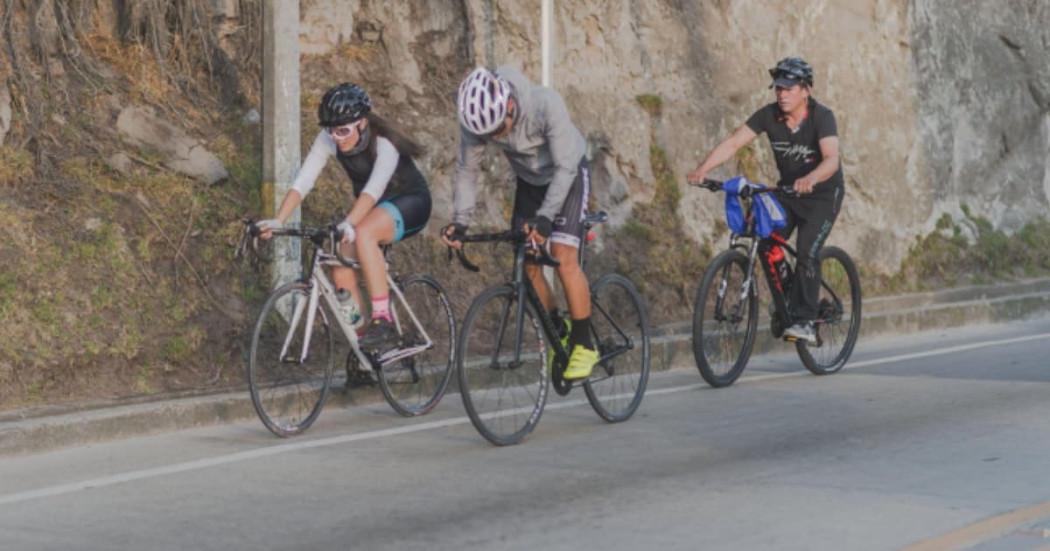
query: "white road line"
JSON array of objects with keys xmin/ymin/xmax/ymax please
[
  {"xmin": 845, "ymin": 333, "xmax": 1050, "ymax": 368},
  {"xmin": 0, "ymin": 332, "xmax": 1047, "ymax": 507}
]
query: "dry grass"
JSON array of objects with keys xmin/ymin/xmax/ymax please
[{"xmin": 0, "ymin": 147, "xmax": 34, "ymax": 185}]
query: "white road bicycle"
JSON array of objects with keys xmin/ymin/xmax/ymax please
[{"xmin": 240, "ymin": 221, "xmax": 455, "ymax": 437}]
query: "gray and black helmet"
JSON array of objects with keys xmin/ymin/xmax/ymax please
[
  {"xmin": 318, "ymin": 83, "xmax": 371, "ymax": 127},
  {"xmin": 769, "ymin": 57, "xmax": 814, "ymax": 88}
]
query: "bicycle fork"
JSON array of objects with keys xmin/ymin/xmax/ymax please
[
  {"xmin": 715, "ymin": 240, "xmax": 759, "ymax": 323},
  {"xmin": 278, "ymin": 283, "xmax": 319, "ymax": 364}
]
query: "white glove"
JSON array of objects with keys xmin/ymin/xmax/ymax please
[
  {"xmin": 257, "ymin": 218, "xmax": 282, "ymax": 230},
  {"xmin": 337, "ymin": 220, "xmax": 356, "ymax": 244},
  {"xmin": 255, "ymin": 219, "xmax": 282, "ymax": 237}
]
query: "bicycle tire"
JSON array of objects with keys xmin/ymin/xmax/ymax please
[
  {"xmin": 797, "ymin": 246, "xmax": 862, "ymax": 375},
  {"xmin": 457, "ymin": 285, "xmax": 548, "ymax": 446},
  {"xmin": 584, "ymin": 273, "xmax": 651, "ymax": 422},
  {"xmin": 692, "ymin": 249, "xmax": 759, "ymax": 387},
  {"xmin": 248, "ymin": 281, "xmax": 333, "ymax": 437},
  {"xmin": 376, "ymin": 275, "xmax": 456, "ymax": 417}
]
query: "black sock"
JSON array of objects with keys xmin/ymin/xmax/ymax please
[
  {"xmin": 549, "ymin": 309, "xmax": 569, "ymax": 339},
  {"xmin": 569, "ymin": 317, "xmax": 593, "ymax": 350}
]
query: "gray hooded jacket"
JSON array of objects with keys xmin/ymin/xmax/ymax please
[{"xmin": 452, "ymin": 65, "xmax": 587, "ymax": 226}]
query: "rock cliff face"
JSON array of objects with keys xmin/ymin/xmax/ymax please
[{"xmin": 299, "ymin": 0, "xmax": 1050, "ymax": 272}]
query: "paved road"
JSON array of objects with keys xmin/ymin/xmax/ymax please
[{"xmin": 1, "ymin": 318, "xmax": 1049, "ymax": 550}]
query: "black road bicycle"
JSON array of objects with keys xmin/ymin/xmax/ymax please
[
  {"xmin": 450, "ymin": 212, "xmax": 651, "ymax": 446},
  {"xmin": 239, "ymin": 221, "xmax": 455, "ymax": 436},
  {"xmin": 691, "ymin": 179, "xmax": 862, "ymax": 387}
]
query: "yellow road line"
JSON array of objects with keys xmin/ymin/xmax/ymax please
[{"xmin": 901, "ymin": 500, "xmax": 1050, "ymax": 551}]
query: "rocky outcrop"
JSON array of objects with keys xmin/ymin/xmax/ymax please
[
  {"xmin": 911, "ymin": 0, "xmax": 1050, "ymax": 234},
  {"xmin": 294, "ymin": 0, "xmax": 1049, "ymax": 274},
  {"xmin": 116, "ymin": 106, "xmax": 229, "ymax": 185},
  {"xmin": 300, "ymin": 0, "xmax": 356, "ymax": 55},
  {"xmin": 0, "ymin": 85, "xmax": 11, "ymax": 146}
]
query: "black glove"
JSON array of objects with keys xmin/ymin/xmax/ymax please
[
  {"xmin": 443, "ymin": 222, "xmax": 468, "ymax": 241},
  {"xmin": 525, "ymin": 216, "xmax": 552, "ymax": 239}
]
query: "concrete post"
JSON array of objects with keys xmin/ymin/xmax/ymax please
[
  {"xmin": 263, "ymin": 0, "xmax": 302, "ymax": 291},
  {"xmin": 541, "ymin": 0, "xmax": 552, "ymax": 87},
  {"xmin": 542, "ymin": 0, "xmax": 555, "ymax": 288}
]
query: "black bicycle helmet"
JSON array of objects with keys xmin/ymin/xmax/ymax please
[
  {"xmin": 769, "ymin": 57, "xmax": 814, "ymax": 88},
  {"xmin": 318, "ymin": 83, "xmax": 371, "ymax": 127}
]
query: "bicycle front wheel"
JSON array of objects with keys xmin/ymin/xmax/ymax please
[
  {"xmin": 248, "ymin": 282, "xmax": 333, "ymax": 437},
  {"xmin": 692, "ymin": 249, "xmax": 759, "ymax": 387},
  {"xmin": 584, "ymin": 273, "xmax": 651, "ymax": 422},
  {"xmin": 377, "ymin": 275, "xmax": 456, "ymax": 417},
  {"xmin": 797, "ymin": 246, "xmax": 862, "ymax": 375},
  {"xmin": 457, "ymin": 285, "xmax": 548, "ymax": 446}
]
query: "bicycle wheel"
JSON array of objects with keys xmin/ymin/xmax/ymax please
[
  {"xmin": 377, "ymin": 275, "xmax": 456, "ymax": 417},
  {"xmin": 797, "ymin": 246, "xmax": 862, "ymax": 375},
  {"xmin": 457, "ymin": 285, "xmax": 548, "ymax": 446},
  {"xmin": 584, "ymin": 273, "xmax": 651, "ymax": 422},
  {"xmin": 692, "ymin": 249, "xmax": 759, "ymax": 387},
  {"xmin": 248, "ymin": 282, "xmax": 333, "ymax": 437}
]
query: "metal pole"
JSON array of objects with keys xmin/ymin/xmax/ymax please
[
  {"xmin": 541, "ymin": 0, "xmax": 552, "ymax": 87},
  {"xmin": 541, "ymin": 0, "xmax": 555, "ymax": 291},
  {"xmin": 263, "ymin": 1, "xmax": 302, "ymax": 292}
]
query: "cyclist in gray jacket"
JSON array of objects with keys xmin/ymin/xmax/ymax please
[{"xmin": 441, "ymin": 66, "xmax": 598, "ymax": 379}]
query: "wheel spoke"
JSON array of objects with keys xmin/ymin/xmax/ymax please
[
  {"xmin": 797, "ymin": 248, "xmax": 861, "ymax": 375},
  {"xmin": 376, "ymin": 276, "xmax": 454, "ymax": 417},
  {"xmin": 692, "ymin": 251, "xmax": 757, "ymax": 387},
  {"xmin": 248, "ymin": 284, "xmax": 332, "ymax": 437},
  {"xmin": 458, "ymin": 287, "xmax": 547, "ymax": 446},
  {"xmin": 584, "ymin": 274, "xmax": 651, "ymax": 423}
]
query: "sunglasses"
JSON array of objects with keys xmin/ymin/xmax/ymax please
[{"xmin": 328, "ymin": 122, "xmax": 360, "ymax": 139}]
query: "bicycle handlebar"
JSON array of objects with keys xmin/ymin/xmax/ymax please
[
  {"xmin": 448, "ymin": 229, "xmax": 561, "ymax": 273},
  {"xmin": 240, "ymin": 219, "xmax": 356, "ymax": 267},
  {"xmin": 689, "ymin": 178, "xmax": 798, "ymax": 198}
]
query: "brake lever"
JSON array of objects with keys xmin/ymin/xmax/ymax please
[
  {"xmin": 235, "ymin": 218, "xmax": 257, "ymax": 261},
  {"xmin": 527, "ymin": 238, "xmax": 561, "ymax": 268}
]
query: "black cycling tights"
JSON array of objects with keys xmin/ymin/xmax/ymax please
[{"xmin": 759, "ymin": 186, "xmax": 844, "ymax": 322}]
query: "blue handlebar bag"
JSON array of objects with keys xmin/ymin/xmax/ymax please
[{"xmin": 723, "ymin": 176, "xmax": 787, "ymax": 238}]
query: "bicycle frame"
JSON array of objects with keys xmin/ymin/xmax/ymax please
[
  {"xmin": 719, "ymin": 202, "xmax": 844, "ymax": 328},
  {"xmin": 491, "ymin": 240, "xmax": 635, "ymax": 385},
  {"xmin": 281, "ymin": 242, "xmax": 436, "ymax": 373}
]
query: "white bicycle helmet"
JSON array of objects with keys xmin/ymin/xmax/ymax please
[{"xmin": 457, "ymin": 67, "xmax": 511, "ymax": 135}]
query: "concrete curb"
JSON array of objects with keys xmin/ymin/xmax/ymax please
[{"xmin": 2, "ymin": 278, "xmax": 1049, "ymax": 457}]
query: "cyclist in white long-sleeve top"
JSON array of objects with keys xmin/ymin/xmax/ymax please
[{"xmin": 258, "ymin": 83, "xmax": 432, "ymax": 352}]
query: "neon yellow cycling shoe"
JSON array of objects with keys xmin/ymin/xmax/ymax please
[{"xmin": 563, "ymin": 345, "xmax": 599, "ymax": 380}]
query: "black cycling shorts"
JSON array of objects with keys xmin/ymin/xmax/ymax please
[
  {"xmin": 510, "ymin": 159, "xmax": 590, "ymax": 248},
  {"xmin": 377, "ymin": 190, "xmax": 432, "ymax": 242}
]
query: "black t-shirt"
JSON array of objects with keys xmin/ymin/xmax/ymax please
[{"xmin": 745, "ymin": 99, "xmax": 844, "ymax": 196}]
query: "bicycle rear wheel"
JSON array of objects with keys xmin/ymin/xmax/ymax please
[
  {"xmin": 248, "ymin": 282, "xmax": 333, "ymax": 437},
  {"xmin": 797, "ymin": 246, "xmax": 862, "ymax": 375},
  {"xmin": 692, "ymin": 249, "xmax": 759, "ymax": 387},
  {"xmin": 457, "ymin": 285, "xmax": 548, "ymax": 446},
  {"xmin": 377, "ymin": 275, "xmax": 455, "ymax": 417},
  {"xmin": 584, "ymin": 273, "xmax": 651, "ymax": 422}
]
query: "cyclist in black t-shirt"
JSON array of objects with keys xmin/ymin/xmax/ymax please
[{"xmin": 687, "ymin": 57, "xmax": 845, "ymax": 344}]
